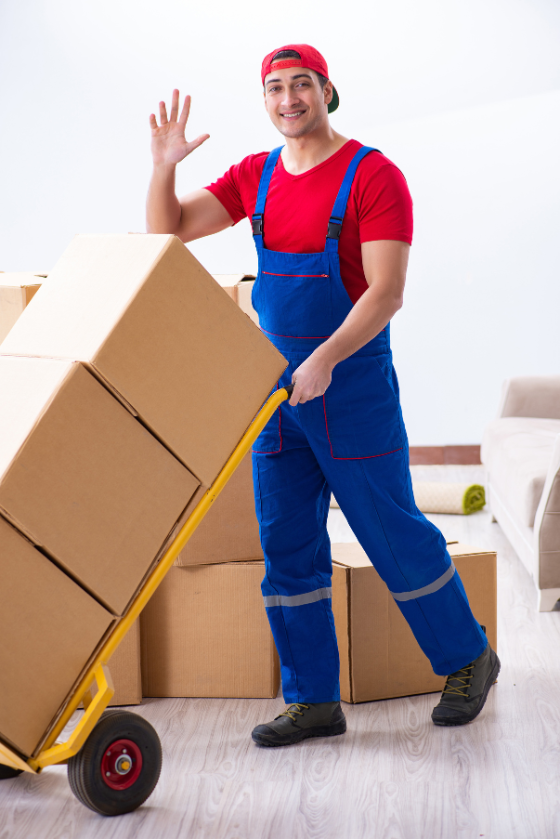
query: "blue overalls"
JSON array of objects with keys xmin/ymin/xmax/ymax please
[{"xmin": 251, "ymin": 145, "xmax": 487, "ymax": 703}]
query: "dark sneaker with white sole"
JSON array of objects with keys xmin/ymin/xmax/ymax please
[
  {"xmin": 252, "ymin": 701, "xmax": 346, "ymax": 747},
  {"xmin": 432, "ymin": 638, "xmax": 501, "ymax": 726}
]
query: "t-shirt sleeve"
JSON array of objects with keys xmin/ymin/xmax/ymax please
[
  {"xmin": 357, "ymin": 161, "xmax": 413, "ymax": 245},
  {"xmin": 204, "ymin": 161, "xmax": 248, "ymax": 225}
]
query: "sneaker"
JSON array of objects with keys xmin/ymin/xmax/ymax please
[
  {"xmin": 252, "ymin": 701, "xmax": 346, "ymax": 747},
  {"xmin": 432, "ymin": 641, "xmax": 501, "ymax": 726}
]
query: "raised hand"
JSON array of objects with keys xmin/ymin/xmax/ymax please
[{"xmin": 149, "ymin": 90, "xmax": 209, "ymax": 167}]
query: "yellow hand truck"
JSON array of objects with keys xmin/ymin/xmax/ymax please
[{"xmin": 0, "ymin": 385, "xmax": 292, "ymax": 816}]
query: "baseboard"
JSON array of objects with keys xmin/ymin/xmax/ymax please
[{"xmin": 409, "ymin": 445, "xmax": 481, "ymax": 465}]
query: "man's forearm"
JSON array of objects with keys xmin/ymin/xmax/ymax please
[
  {"xmin": 315, "ymin": 284, "xmax": 403, "ymax": 369},
  {"xmin": 146, "ymin": 163, "xmax": 182, "ymax": 234}
]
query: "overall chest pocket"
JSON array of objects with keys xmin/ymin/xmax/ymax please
[{"xmin": 323, "ymin": 354, "xmax": 404, "ymax": 460}]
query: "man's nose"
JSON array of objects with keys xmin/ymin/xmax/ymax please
[{"xmin": 281, "ymin": 90, "xmax": 300, "ymax": 109}]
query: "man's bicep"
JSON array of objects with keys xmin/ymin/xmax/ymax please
[
  {"xmin": 361, "ymin": 240, "xmax": 410, "ymax": 300},
  {"xmin": 176, "ymin": 189, "xmax": 235, "ymax": 243}
]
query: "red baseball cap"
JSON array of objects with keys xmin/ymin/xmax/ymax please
[{"xmin": 261, "ymin": 43, "xmax": 340, "ymax": 114}]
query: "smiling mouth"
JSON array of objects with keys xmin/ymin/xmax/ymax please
[{"xmin": 281, "ymin": 110, "xmax": 305, "ymax": 120}]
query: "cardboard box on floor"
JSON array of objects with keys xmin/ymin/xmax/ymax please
[
  {"xmin": 106, "ymin": 620, "xmax": 142, "ymax": 707},
  {"xmin": 0, "ymin": 516, "xmax": 114, "ymax": 757},
  {"xmin": 0, "ymin": 355, "xmax": 199, "ymax": 615},
  {"xmin": 0, "ymin": 273, "xmax": 45, "ymax": 344},
  {"xmin": 331, "ymin": 542, "xmax": 497, "ymax": 703},
  {"xmin": 141, "ymin": 561, "xmax": 279, "ymax": 699},
  {"xmin": 1, "ymin": 236, "xmax": 286, "ymax": 487},
  {"xmin": 174, "ymin": 451, "xmax": 263, "ymax": 566}
]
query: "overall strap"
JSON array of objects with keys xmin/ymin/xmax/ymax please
[
  {"xmin": 252, "ymin": 146, "xmax": 283, "ymax": 248},
  {"xmin": 325, "ymin": 146, "xmax": 380, "ymax": 253}
]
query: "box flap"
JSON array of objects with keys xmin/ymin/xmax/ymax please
[
  {"xmin": 0, "ymin": 273, "xmax": 45, "ymax": 287},
  {"xmin": 332, "ymin": 542, "xmax": 372, "ymax": 569},
  {"xmin": 212, "ymin": 274, "xmax": 255, "ymax": 285},
  {"xmin": 448, "ymin": 543, "xmax": 496, "ymax": 558}
]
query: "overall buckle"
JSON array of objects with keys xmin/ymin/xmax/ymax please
[
  {"xmin": 327, "ymin": 217, "xmax": 343, "ymax": 239},
  {"xmin": 252, "ymin": 215, "xmax": 263, "ymax": 236}
]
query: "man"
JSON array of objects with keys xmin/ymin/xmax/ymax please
[{"xmin": 146, "ymin": 44, "xmax": 500, "ymax": 747}]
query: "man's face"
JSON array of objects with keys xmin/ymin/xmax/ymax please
[{"xmin": 263, "ymin": 64, "xmax": 332, "ymax": 138}]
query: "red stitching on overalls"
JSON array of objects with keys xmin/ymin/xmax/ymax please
[
  {"xmin": 263, "ymin": 271, "xmax": 329, "ymax": 278},
  {"xmin": 253, "ymin": 384, "xmax": 283, "ymax": 454},
  {"xmin": 323, "ymin": 395, "xmax": 403, "ymax": 461},
  {"xmin": 261, "ymin": 326, "xmax": 331, "ymax": 340}
]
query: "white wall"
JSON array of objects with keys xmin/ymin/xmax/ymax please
[{"xmin": 1, "ymin": 0, "xmax": 559, "ymax": 444}]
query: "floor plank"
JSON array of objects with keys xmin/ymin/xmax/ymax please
[{"xmin": 2, "ymin": 467, "xmax": 560, "ymax": 838}]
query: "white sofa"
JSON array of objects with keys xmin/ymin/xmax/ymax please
[{"xmin": 481, "ymin": 376, "xmax": 560, "ymax": 611}]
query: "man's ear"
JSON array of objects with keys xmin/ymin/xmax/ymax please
[{"xmin": 324, "ymin": 80, "xmax": 334, "ymax": 108}]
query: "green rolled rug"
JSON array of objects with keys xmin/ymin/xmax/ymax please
[
  {"xmin": 411, "ymin": 481, "xmax": 486, "ymax": 515},
  {"xmin": 330, "ymin": 482, "xmax": 486, "ymax": 515}
]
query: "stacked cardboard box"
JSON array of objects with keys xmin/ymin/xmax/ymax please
[
  {"xmin": 0, "ymin": 272, "xmax": 45, "ymax": 344},
  {"xmin": 212, "ymin": 274, "xmax": 258, "ymax": 325},
  {"xmin": 0, "ymin": 235, "xmax": 286, "ymax": 756},
  {"xmin": 331, "ymin": 542, "xmax": 498, "ymax": 703}
]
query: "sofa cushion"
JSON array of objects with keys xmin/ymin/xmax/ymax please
[{"xmin": 482, "ymin": 417, "xmax": 560, "ymax": 527}]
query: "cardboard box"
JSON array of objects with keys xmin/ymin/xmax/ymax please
[
  {"xmin": 331, "ymin": 542, "xmax": 497, "ymax": 703},
  {"xmin": 0, "ymin": 516, "xmax": 113, "ymax": 757},
  {"xmin": 107, "ymin": 620, "xmax": 142, "ymax": 707},
  {"xmin": 0, "ymin": 273, "xmax": 43, "ymax": 344},
  {"xmin": 235, "ymin": 277, "xmax": 258, "ymax": 325},
  {"xmin": 1, "ymin": 235, "xmax": 286, "ymax": 486},
  {"xmin": 141, "ymin": 561, "xmax": 279, "ymax": 698},
  {"xmin": 174, "ymin": 451, "xmax": 262, "ymax": 566},
  {"xmin": 0, "ymin": 355, "xmax": 199, "ymax": 615}
]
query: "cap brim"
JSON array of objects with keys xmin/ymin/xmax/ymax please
[{"xmin": 328, "ymin": 86, "xmax": 339, "ymax": 114}]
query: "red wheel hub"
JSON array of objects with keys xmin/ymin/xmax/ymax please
[{"xmin": 101, "ymin": 739, "xmax": 142, "ymax": 790}]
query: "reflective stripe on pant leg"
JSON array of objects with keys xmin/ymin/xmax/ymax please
[
  {"xmin": 390, "ymin": 563, "xmax": 456, "ymax": 602},
  {"xmin": 263, "ymin": 587, "xmax": 332, "ymax": 608}
]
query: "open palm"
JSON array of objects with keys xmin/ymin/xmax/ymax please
[{"xmin": 149, "ymin": 90, "xmax": 209, "ymax": 166}]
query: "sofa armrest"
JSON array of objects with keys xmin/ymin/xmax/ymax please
[
  {"xmin": 498, "ymin": 376, "xmax": 560, "ymax": 420},
  {"xmin": 534, "ymin": 434, "xmax": 560, "ymax": 589}
]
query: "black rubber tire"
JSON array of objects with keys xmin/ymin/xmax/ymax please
[
  {"xmin": 67, "ymin": 710, "xmax": 162, "ymax": 816},
  {"xmin": 0, "ymin": 764, "xmax": 24, "ymax": 780}
]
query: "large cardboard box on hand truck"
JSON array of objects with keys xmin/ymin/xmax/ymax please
[
  {"xmin": 0, "ymin": 355, "xmax": 199, "ymax": 616},
  {"xmin": 140, "ymin": 561, "xmax": 279, "ymax": 699},
  {"xmin": 0, "ymin": 516, "xmax": 114, "ymax": 757},
  {"xmin": 1, "ymin": 235, "xmax": 286, "ymax": 487},
  {"xmin": 331, "ymin": 542, "xmax": 498, "ymax": 703}
]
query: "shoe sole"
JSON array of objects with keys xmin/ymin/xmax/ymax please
[
  {"xmin": 432, "ymin": 653, "xmax": 501, "ymax": 727},
  {"xmin": 252, "ymin": 719, "xmax": 347, "ymax": 748}
]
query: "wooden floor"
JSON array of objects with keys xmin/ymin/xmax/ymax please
[{"xmin": 2, "ymin": 466, "xmax": 560, "ymax": 839}]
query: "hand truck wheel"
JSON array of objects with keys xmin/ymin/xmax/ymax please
[
  {"xmin": 67, "ymin": 709, "xmax": 162, "ymax": 816},
  {"xmin": 0, "ymin": 765, "xmax": 23, "ymax": 780}
]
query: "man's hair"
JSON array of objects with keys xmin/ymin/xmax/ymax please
[{"xmin": 270, "ymin": 49, "xmax": 329, "ymax": 89}]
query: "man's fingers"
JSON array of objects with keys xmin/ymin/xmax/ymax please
[
  {"xmin": 188, "ymin": 133, "xmax": 210, "ymax": 151},
  {"xmin": 179, "ymin": 94, "xmax": 191, "ymax": 127},
  {"xmin": 159, "ymin": 101, "xmax": 168, "ymax": 125},
  {"xmin": 149, "ymin": 113, "xmax": 158, "ymax": 130},
  {"xmin": 169, "ymin": 89, "xmax": 180, "ymax": 122},
  {"xmin": 289, "ymin": 379, "xmax": 303, "ymax": 406}
]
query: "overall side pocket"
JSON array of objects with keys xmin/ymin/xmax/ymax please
[{"xmin": 323, "ymin": 354, "xmax": 403, "ymax": 459}]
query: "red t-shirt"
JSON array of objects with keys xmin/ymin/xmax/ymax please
[{"xmin": 204, "ymin": 139, "xmax": 413, "ymax": 303}]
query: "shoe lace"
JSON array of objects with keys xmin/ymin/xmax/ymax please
[
  {"xmin": 442, "ymin": 663, "xmax": 475, "ymax": 697},
  {"xmin": 277, "ymin": 703, "xmax": 310, "ymax": 722}
]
